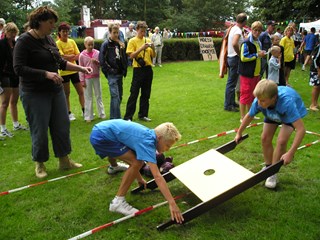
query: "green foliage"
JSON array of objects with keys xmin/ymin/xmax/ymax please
[
  {"xmin": 0, "ymin": 61, "xmax": 319, "ymax": 239},
  {"xmin": 251, "ymin": 0, "xmax": 319, "ymax": 23},
  {"xmin": 53, "ymin": 0, "xmax": 74, "ymax": 24},
  {"xmin": 74, "ymin": 38, "xmax": 223, "ymax": 62}
]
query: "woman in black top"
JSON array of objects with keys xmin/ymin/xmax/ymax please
[
  {"xmin": 13, "ymin": 6, "xmax": 92, "ymax": 178},
  {"xmin": 0, "ymin": 22, "xmax": 28, "ymax": 139}
]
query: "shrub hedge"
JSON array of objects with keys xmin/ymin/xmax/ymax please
[{"xmin": 74, "ymin": 38, "xmax": 223, "ymax": 62}]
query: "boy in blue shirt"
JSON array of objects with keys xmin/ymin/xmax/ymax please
[
  {"xmin": 90, "ymin": 119, "xmax": 184, "ymax": 223},
  {"xmin": 235, "ymin": 79, "xmax": 307, "ymax": 189}
]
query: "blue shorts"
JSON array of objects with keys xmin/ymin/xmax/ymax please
[
  {"xmin": 90, "ymin": 130, "xmax": 130, "ymax": 158},
  {"xmin": 264, "ymin": 118, "xmax": 294, "ymax": 129}
]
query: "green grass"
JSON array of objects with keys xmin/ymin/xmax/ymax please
[{"xmin": 0, "ymin": 61, "xmax": 319, "ymax": 240}]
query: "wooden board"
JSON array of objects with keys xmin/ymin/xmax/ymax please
[{"xmin": 170, "ymin": 149, "xmax": 254, "ymax": 202}]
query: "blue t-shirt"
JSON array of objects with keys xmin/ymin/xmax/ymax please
[
  {"xmin": 304, "ymin": 33, "xmax": 318, "ymax": 51},
  {"xmin": 92, "ymin": 119, "xmax": 157, "ymax": 163},
  {"xmin": 249, "ymin": 86, "xmax": 307, "ymax": 124}
]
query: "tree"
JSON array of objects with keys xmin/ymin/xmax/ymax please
[
  {"xmin": 54, "ymin": 0, "xmax": 74, "ymax": 24},
  {"xmin": 252, "ymin": 0, "xmax": 320, "ymax": 23}
]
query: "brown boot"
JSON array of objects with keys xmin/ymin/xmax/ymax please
[
  {"xmin": 59, "ymin": 156, "xmax": 83, "ymax": 170},
  {"xmin": 35, "ymin": 162, "xmax": 48, "ymax": 178}
]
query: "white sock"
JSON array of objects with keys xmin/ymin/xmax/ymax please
[
  {"xmin": 0, "ymin": 125, "xmax": 6, "ymax": 131},
  {"xmin": 13, "ymin": 121, "xmax": 20, "ymax": 128},
  {"xmin": 114, "ymin": 196, "xmax": 125, "ymax": 202}
]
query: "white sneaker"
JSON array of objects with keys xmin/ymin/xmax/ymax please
[
  {"xmin": 0, "ymin": 129, "xmax": 14, "ymax": 138},
  {"xmin": 107, "ymin": 162, "xmax": 129, "ymax": 174},
  {"xmin": 302, "ymin": 65, "xmax": 305, "ymax": 71},
  {"xmin": 265, "ymin": 174, "xmax": 278, "ymax": 189},
  {"xmin": 13, "ymin": 124, "xmax": 29, "ymax": 131},
  {"xmin": 109, "ymin": 199, "xmax": 138, "ymax": 215},
  {"xmin": 69, "ymin": 113, "xmax": 76, "ymax": 121}
]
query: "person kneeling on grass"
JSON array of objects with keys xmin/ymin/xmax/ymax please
[
  {"xmin": 235, "ymin": 79, "xmax": 307, "ymax": 189},
  {"xmin": 90, "ymin": 119, "xmax": 184, "ymax": 223}
]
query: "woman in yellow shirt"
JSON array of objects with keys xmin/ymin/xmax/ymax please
[
  {"xmin": 56, "ymin": 22, "xmax": 85, "ymax": 121},
  {"xmin": 280, "ymin": 26, "xmax": 295, "ymax": 86}
]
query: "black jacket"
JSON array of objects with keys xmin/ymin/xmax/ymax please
[{"xmin": 99, "ymin": 39, "xmax": 127, "ymax": 77}]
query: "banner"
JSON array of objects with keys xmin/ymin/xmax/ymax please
[{"xmin": 198, "ymin": 37, "xmax": 217, "ymax": 61}]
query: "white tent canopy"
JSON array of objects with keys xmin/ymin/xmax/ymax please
[{"xmin": 299, "ymin": 20, "xmax": 320, "ymax": 32}]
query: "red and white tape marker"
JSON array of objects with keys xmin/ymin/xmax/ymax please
[
  {"xmin": 0, "ymin": 165, "xmax": 108, "ymax": 196},
  {"xmin": 68, "ymin": 193, "xmax": 188, "ymax": 240},
  {"xmin": 306, "ymin": 130, "xmax": 320, "ymax": 138},
  {"xmin": 297, "ymin": 139, "xmax": 320, "ymax": 150},
  {"xmin": 170, "ymin": 122, "xmax": 263, "ymax": 150}
]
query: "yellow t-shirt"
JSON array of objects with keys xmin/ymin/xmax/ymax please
[
  {"xmin": 126, "ymin": 37, "xmax": 155, "ymax": 68},
  {"xmin": 56, "ymin": 38, "xmax": 80, "ymax": 76},
  {"xmin": 280, "ymin": 36, "xmax": 295, "ymax": 62}
]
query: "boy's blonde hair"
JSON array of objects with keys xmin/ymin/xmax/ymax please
[
  {"xmin": 4, "ymin": 22, "xmax": 19, "ymax": 35},
  {"xmin": 251, "ymin": 21, "xmax": 263, "ymax": 31},
  {"xmin": 253, "ymin": 79, "xmax": 278, "ymax": 99},
  {"xmin": 270, "ymin": 45, "xmax": 281, "ymax": 56},
  {"xmin": 154, "ymin": 122, "xmax": 181, "ymax": 142},
  {"xmin": 84, "ymin": 36, "xmax": 94, "ymax": 45}
]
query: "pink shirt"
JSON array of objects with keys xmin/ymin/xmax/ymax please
[{"xmin": 79, "ymin": 49, "xmax": 100, "ymax": 82}]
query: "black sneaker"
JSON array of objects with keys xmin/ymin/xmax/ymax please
[{"xmin": 224, "ymin": 106, "xmax": 239, "ymax": 112}]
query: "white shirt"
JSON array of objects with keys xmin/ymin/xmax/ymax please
[{"xmin": 227, "ymin": 25, "xmax": 243, "ymax": 57}]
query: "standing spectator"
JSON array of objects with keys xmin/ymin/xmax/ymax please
[
  {"xmin": 163, "ymin": 28, "xmax": 169, "ymax": 39},
  {"xmin": 123, "ymin": 21, "xmax": 155, "ymax": 122},
  {"xmin": 280, "ymin": 26, "xmax": 295, "ymax": 86},
  {"xmin": 268, "ymin": 45, "xmax": 282, "ymax": 85},
  {"xmin": 125, "ymin": 23, "xmax": 137, "ymax": 42},
  {"xmin": 309, "ymin": 43, "xmax": 320, "ymax": 111},
  {"xmin": 224, "ymin": 13, "xmax": 247, "ymax": 112},
  {"xmin": 13, "ymin": 6, "xmax": 92, "ymax": 178},
  {"xmin": 238, "ymin": 21, "xmax": 266, "ymax": 122},
  {"xmin": 100, "ymin": 23, "xmax": 128, "ymax": 119},
  {"xmin": 259, "ymin": 21, "xmax": 276, "ymax": 78},
  {"xmin": 0, "ymin": 22, "xmax": 28, "ymax": 138},
  {"xmin": 116, "ymin": 23, "xmax": 125, "ymax": 43},
  {"xmin": 56, "ymin": 22, "xmax": 85, "ymax": 121},
  {"xmin": 125, "ymin": 23, "xmax": 137, "ymax": 66},
  {"xmin": 270, "ymin": 35, "xmax": 286, "ymax": 86},
  {"xmin": 299, "ymin": 27, "xmax": 319, "ymax": 71},
  {"xmin": 151, "ymin": 26, "xmax": 163, "ymax": 67},
  {"xmin": 298, "ymin": 30, "xmax": 308, "ymax": 65},
  {"xmin": 0, "ymin": 18, "xmax": 5, "ymax": 39},
  {"xmin": 79, "ymin": 36, "xmax": 105, "ymax": 122},
  {"xmin": 274, "ymin": 27, "xmax": 283, "ymax": 39}
]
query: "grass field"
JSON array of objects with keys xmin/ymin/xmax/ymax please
[{"xmin": 0, "ymin": 61, "xmax": 319, "ymax": 240}]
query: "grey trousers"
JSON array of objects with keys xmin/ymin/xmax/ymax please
[{"xmin": 21, "ymin": 88, "xmax": 71, "ymax": 162}]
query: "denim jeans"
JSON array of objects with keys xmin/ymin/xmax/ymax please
[
  {"xmin": 224, "ymin": 55, "xmax": 240, "ymax": 109},
  {"xmin": 20, "ymin": 88, "xmax": 71, "ymax": 162},
  {"xmin": 107, "ymin": 73, "xmax": 123, "ymax": 119}
]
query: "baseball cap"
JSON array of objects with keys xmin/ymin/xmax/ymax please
[{"xmin": 267, "ymin": 20, "xmax": 277, "ymax": 26}]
